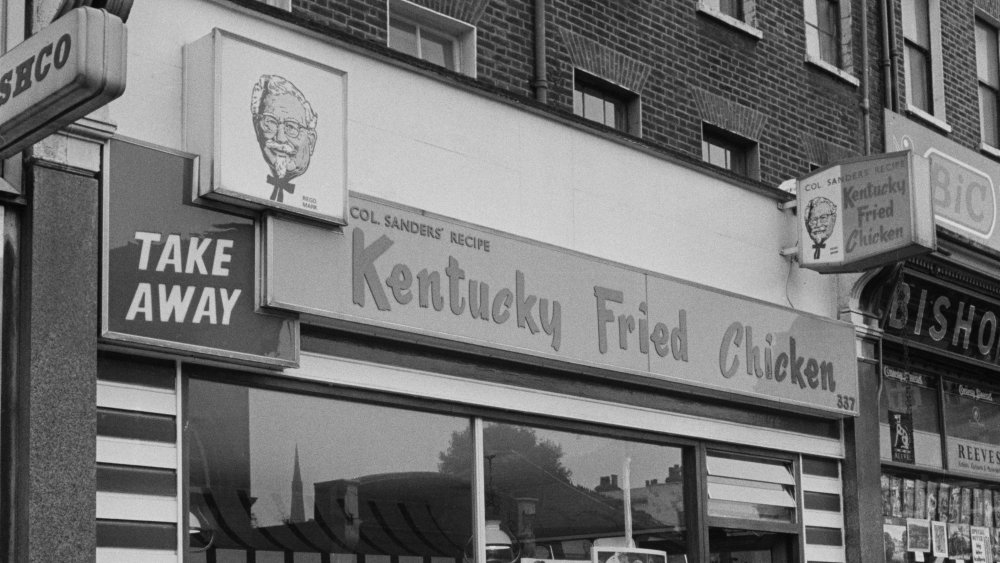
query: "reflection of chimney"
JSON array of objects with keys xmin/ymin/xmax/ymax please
[
  {"xmin": 667, "ymin": 464, "xmax": 683, "ymax": 482},
  {"xmin": 290, "ymin": 445, "xmax": 305, "ymax": 523},
  {"xmin": 611, "ymin": 474, "xmax": 618, "ymax": 489}
]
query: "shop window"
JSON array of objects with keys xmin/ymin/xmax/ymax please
[
  {"xmin": 701, "ymin": 124, "xmax": 760, "ymax": 180},
  {"xmin": 478, "ymin": 421, "xmax": 686, "ymax": 561},
  {"xmin": 573, "ymin": 70, "xmax": 641, "ymax": 135},
  {"xmin": 902, "ymin": 0, "xmax": 947, "ymax": 128},
  {"xmin": 878, "ymin": 365, "xmax": 942, "ymax": 468},
  {"xmin": 185, "ymin": 379, "xmax": 474, "ymax": 562},
  {"xmin": 388, "ymin": 0, "xmax": 477, "ymax": 78},
  {"xmin": 978, "ymin": 17, "xmax": 1000, "ymax": 150}
]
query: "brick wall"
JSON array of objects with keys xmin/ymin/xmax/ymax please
[{"xmin": 282, "ymin": 0, "xmax": 997, "ymax": 187}]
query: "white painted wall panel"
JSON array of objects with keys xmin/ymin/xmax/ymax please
[{"xmin": 106, "ymin": 0, "xmax": 839, "ymax": 316}]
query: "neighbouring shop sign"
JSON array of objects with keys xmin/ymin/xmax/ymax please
[
  {"xmin": 184, "ymin": 29, "xmax": 347, "ymax": 226},
  {"xmin": 266, "ymin": 194, "xmax": 860, "ymax": 417},
  {"xmin": 102, "ymin": 138, "xmax": 298, "ymax": 368},
  {"xmin": 943, "ymin": 381, "xmax": 1000, "ymax": 479},
  {"xmin": 0, "ymin": 7, "xmax": 127, "ymax": 159},
  {"xmin": 885, "ymin": 110, "xmax": 1000, "ymax": 251},
  {"xmin": 885, "ymin": 271, "xmax": 1000, "ymax": 368},
  {"xmin": 797, "ymin": 150, "xmax": 936, "ymax": 273}
]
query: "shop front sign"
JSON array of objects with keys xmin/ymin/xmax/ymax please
[
  {"xmin": 885, "ymin": 110, "xmax": 1000, "ymax": 251},
  {"xmin": 266, "ymin": 194, "xmax": 860, "ymax": 417},
  {"xmin": 886, "ymin": 271, "xmax": 1000, "ymax": 369},
  {"xmin": 102, "ymin": 138, "xmax": 298, "ymax": 368},
  {"xmin": 0, "ymin": 7, "xmax": 127, "ymax": 159},
  {"xmin": 184, "ymin": 29, "xmax": 347, "ymax": 226},
  {"xmin": 796, "ymin": 150, "xmax": 936, "ymax": 273}
]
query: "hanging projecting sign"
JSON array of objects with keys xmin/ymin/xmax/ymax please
[
  {"xmin": 184, "ymin": 29, "xmax": 347, "ymax": 226},
  {"xmin": 102, "ymin": 138, "xmax": 298, "ymax": 368},
  {"xmin": 265, "ymin": 194, "xmax": 860, "ymax": 417},
  {"xmin": 797, "ymin": 150, "xmax": 936, "ymax": 273},
  {"xmin": 0, "ymin": 7, "xmax": 127, "ymax": 159}
]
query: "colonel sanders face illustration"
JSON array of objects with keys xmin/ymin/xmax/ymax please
[
  {"xmin": 251, "ymin": 75, "xmax": 318, "ymax": 202},
  {"xmin": 805, "ymin": 196, "xmax": 837, "ymax": 259}
]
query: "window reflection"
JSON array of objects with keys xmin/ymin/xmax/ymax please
[
  {"xmin": 479, "ymin": 422, "xmax": 686, "ymax": 561},
  {"xmin": 187, "ymin": 380, "xmax": 473, "ymax": 562}
]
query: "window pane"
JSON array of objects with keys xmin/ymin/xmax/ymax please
[
  {"xmin": 878, "ymin": 366, "xmax": 942, "ymax": 467},
  {"xmin": 389, "ymin": 19, "xmax": 419, "ymax": 57},
  {"xmin": 420, "ymin": 28, "xmax": 456, "ymax": 71},
  {"xmin": 906, "ymin": 43, "xmax": 932, "ymax": 113},
  {"xmin": 709, "ymin": 529, "xmax": 793, "ymax": 563},
  {"xmin": 187, "ymin": 380, "xmax": 473, "ymax": 560},
  {"xmin": 902, "ymin": 0, "xmax": 930, "ymax": 47},
  {"xmin": 719, "ymin": 0, "xmax": 743, "ymax": 19},
  {"xmin": 817, "ymin": 0, "xmax": 840, "ymax": 66},
  {"xmin": 977, "ymin": 20, "xmax": 999, "ymax": 87},
  {"xmin": 943, "ymin": 380, "xmax": 1000, "ymax": 450},
  {"xmin": 479, "ymin": 422, "xmax": 687, "ymax": 560},
  {"xmin": 981, "ymin": 85, "xmax": 1000, "ymax": 147},
  {"xmin": 584, "ymin": 92, "xmax": 605, "ymax": 123}
]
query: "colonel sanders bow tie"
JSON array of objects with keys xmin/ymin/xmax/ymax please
[
  {"xmin": 267, "ymin": 175, "xmax": 296, "ymax": 203},
  {"xmin": 812, "ymin": 240, "xmax": 825, "ymax": 259}
]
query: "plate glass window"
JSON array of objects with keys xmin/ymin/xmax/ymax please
[
  {"xmin": 477, "ymin": 421, "xmax": 687, "ymax": 560},
  {"xmin": 185, "ymin": 379, "xmax": 474, "ymax": 562},
  {"xmin": 978, "ymin": 18, "xmax": 1000, "ymax": 147},
  {"xmin": 902, "ymin": 0, "xmax": 933, "ymax": 113}
]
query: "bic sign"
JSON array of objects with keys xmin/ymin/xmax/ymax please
[
  {"xmin": 0, "ymin": 7, "xmax": 126, "ymax": 159},
  {"xmin": 928, "ymin": 148, "xmax": 997, "ymax": 238}
]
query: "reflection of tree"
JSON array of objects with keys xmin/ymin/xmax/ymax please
[{"xmin": 438, "ymin": 425, "xmax": 572, "ymax": 486}]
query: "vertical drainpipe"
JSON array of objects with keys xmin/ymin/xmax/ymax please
[
  {"xmin": 533, "ymin": 0, "xmax": 549, "ymax": 103},
  {"xmin": 881, "ymin": 0, "xmax": 898, "ymax": 112},
  {"xmin": 861, "ymin": 0, "xmax": 872, "ymax": 154}
]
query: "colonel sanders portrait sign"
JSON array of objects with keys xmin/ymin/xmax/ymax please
[{"xmin": 184, "ymin": 30, "xmax": 347, "ymax": 225}]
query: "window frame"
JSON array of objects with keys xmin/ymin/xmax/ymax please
[
  {"xmin": 572, "ymin": 69, "xmax": 642, "ymax": 136},
  {"xmin": 177, "ymin": 349, "xmax": 844, "ymax": 563},
  {"xmin": 977, "ymin": 15, "xmax": 1000, "ymax": 153},
  {"xmin": 901, "ymin": 0, "xmax": 948, "ymax": 131},
  {"xmin": 387, "ymin": 0, "xmax": 477, "ymax": 78},
  {"xmin": 803, "ymin": 0, "xmax": 859, "ymax": 85},
  {"xmin": 701, "ymin": 123, "xmax": 760, "ymax": 180}
]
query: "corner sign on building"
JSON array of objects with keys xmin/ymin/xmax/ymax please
[
  {"xmin": 0, "ymin": 7, "xmax": 127, "ymax": 160},
  {"xmin": 797, "ymin": 150, "xmax": 937, "ymax": 273}
]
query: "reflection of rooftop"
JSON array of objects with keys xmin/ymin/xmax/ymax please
[{"xmin": 192, "ymin": 470, "xmax": 684, "ymax": 557}]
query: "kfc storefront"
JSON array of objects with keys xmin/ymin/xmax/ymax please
[
  {"xmin": 79, "ymin": 1, "xmax": 863, "ymax": 562},
  {"xmin": 96, "ymin": 137, "xmax": 860, "ymax": 563}
]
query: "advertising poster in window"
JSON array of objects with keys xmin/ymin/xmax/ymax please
[
  {"xmin": 944, "ymin": 381, "xmax": 1000, "ymax": 478},
  {"xmin": 883, "ymin": 522, "xmax": 907, "ymax": 563},
  {"xmin": 889, "ymin": 411, "xmax": 915, "ymax": 464},
  {"xmin": 881, "ymin": 366, "xmax": 939, "ymax": 466}
]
